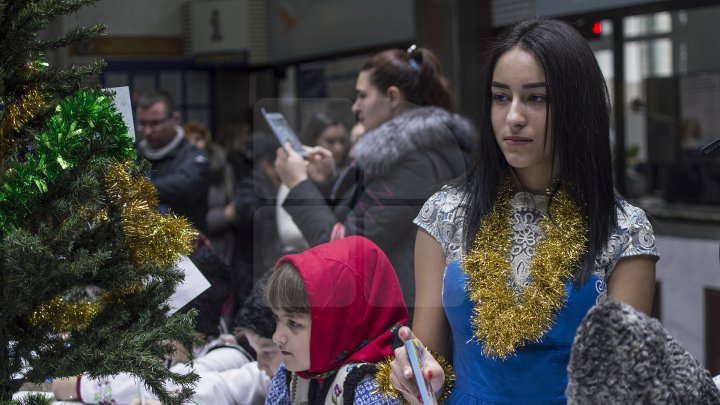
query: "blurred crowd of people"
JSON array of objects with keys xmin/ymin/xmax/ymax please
[
  {"xmin": 49, "ymin": 16, "xmax": 720, "ymax": 405},
  {"xmin": 57, "ymin": 38, "xmax": 475, "ymax": 404},
  {"xmin": 128, "ymin": 39, "xmax": 477, "ymax": 335}
]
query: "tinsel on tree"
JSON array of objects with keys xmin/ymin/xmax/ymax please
[{"xmin": 0, "ymin": 0, "xmax": 199, "ymax": 403}]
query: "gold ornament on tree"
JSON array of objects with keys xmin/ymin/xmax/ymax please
[
  {"xmin": 30, "ymin": 284, "xmax": 144, "ymax": 332},
  {"xmin": 0, "ymin": 87, "xmax": 46, "ymax": 159},
  {"xmin": 1, "ymin": 87, "xmax": 45, "ymax": 135},
  {"xmin": 30, "ymin": 160, "xmax": 196, "ymax": 333},
  {"xmin": 105, "ymin": 161, "xmax": 196, "ymax": 267}
]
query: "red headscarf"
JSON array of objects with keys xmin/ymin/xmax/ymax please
[{"xmin": 275, "ymin": 235, "xmax": 408, "ymax": 378}]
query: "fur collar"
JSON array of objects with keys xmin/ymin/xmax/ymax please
[{"xmin": 353, "ymin": 107, "xmax": 475, "ymax": 180}]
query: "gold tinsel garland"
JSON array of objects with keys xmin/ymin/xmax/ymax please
[
  {"xmin": 30, "ymin": 162, "xmax": 196, "ymax": 332},
  {"xmin": 31, "ymin": 284, "xmax": 144, "ymax": 331},
  {"xmin": 105, "ymin": 161, "xmax": 196, "ymax": 267},
  {"xmin": 374, "ymin": 350, "xmax": 455, "ymax": 404},
  {"xmin": 30, "ymin": 297, "xmax": 101, "ymax": 331},
  {"xmin": 0, "ymin": 87, "xmax": 46, "ymax": 158},
  {"xmin": 461, "ymin": 179, "xmax": 588, "ymax": 359}
]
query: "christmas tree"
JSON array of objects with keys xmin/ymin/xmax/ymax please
[{"xmin": 0, "ymin": 0, "xmax": 199, "ymax": 403}]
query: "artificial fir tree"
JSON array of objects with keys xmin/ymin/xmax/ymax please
[{"xmin": 0, "ymin": 1, "xmax": 199, "ymax": 403}]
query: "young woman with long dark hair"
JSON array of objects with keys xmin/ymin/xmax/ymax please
[{"xmin": 381, "ymin": 18, "xmax": 659, "ymax": 404}]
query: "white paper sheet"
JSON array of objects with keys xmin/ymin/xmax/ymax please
[
  {"xmin": 107, "ymin": 86, "xmax": 136, "ymax": 141},
  {"xmin": 166, "ymin": 255, "xmax": 211, "ymax": 315}
]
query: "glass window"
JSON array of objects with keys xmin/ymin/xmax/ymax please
[
  {"xmin": 623, "ymin": 6, "xmax": 720, "ymax": 210},
  {"xmin": 624, "ymin": 39, "xmax": 673, "ymax": 83},
  {"xmin": 101, "ymin": 63, "xmax": 214, "ymax": 133},
  {"xmin": 624, "ymin": 12, "xmax": 672, "ymax": 37}
]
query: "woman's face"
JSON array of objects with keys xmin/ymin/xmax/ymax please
[
  {"xmin": 185, "ymin": 131, "xmax": 207, "ymax": 151},
  {"xmin": 352, "ymin": 70, "xmax": 394, "ymax": 132},
  {"xmin": 315, "ymin": 124, "xmax": 348, "ymax": 166},
  {"xmin": 491, "ymin": 47, "xmax": 554, "ymax": 180}
]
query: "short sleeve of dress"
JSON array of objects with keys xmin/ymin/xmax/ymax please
[
  {"xmin": 413, "ymin": 187, "xmax": 466, "ymax": 264},
  {"xmin": 596, "ymin": 201, "xmax": 659, "ymax": 279}
]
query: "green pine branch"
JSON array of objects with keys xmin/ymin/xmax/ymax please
[
  {"xmin": 0, "ymin": 1, "xmax": 200, "ymax": 402},
  {"xmin": 30, "ymin": 59, "xmax": 107, "ymax": 97},
  {"xmin": 13, "ymin": 0, "xmax": 97, "ymax": 36},
  {"xmin": 32, "ymin": 23, "xmax": 106, "ymax": 51}
]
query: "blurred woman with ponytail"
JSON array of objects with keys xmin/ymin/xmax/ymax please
[{"xmin": 275, "ymin": 46, "xmax": 476, "ymax": 321}]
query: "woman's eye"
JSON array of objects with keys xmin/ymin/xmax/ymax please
[
  {"xmin": 529, "ymin": 94, "xmax": 547, "ymax": 103},
  {"xmin": 492, "ymin": 93, "xmax": 509, "ymax": 103}
]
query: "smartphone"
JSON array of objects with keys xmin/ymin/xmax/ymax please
[
  {"xmin": 261, "ymin": 108, "xmax": 306, "ymax": 157},
  {"xmin": 405, "ymin": 338, "xmax": 437, "ymax": 405}
]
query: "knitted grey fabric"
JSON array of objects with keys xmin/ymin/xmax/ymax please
[{"xmin": 566, "ymin": 298, "xmax": 720, "ymax": 404}]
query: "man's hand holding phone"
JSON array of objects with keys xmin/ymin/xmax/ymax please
[{"xmin": 390, "ymin": 326, "xmax": 445, "ymax": 405}]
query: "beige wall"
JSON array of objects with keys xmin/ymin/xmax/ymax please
[{"xmin": 64, "ymin": 0, "xmax": 184, "ymax": 36}]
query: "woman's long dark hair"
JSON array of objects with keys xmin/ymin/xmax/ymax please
[{"xmin": 460, "ymin": 18, "xmax": 618, "ymax": 287}]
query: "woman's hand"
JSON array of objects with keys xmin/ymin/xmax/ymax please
[
  {"xmin": 274, "ymin": 144, "xmax": 309, "ymax": 188},
  {"xmin": 304, "ymin": 145, "xmax": 336, "ymax": 184},
  {"xmin": 389, "ymin": 326, "xmax": 446, "ymax": 404}
]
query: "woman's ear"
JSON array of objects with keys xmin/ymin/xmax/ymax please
[{"xmin": 386, "ymin": 86, "xmax": 403, "ymax": 111}]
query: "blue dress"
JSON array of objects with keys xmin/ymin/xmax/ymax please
[{"xmin": 415, "ymin": 188, "xmax": 659, "ymax": 404}]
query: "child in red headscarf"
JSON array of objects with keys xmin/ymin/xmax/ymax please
[{"xmin": 264, "ymin": 235, "xmax": 407, "ymax": 404}]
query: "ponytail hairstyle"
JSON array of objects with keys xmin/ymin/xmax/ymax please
[
  {"xmin": 458, "ymin": 18, "xmax": 619, "ymax": 288},
  {"xmin": 361, "ymin": 46, "xmax": 453, "ymax": 111}
]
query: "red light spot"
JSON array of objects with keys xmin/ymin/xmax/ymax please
[{"xmin": 592, "ymin": 21, "xmax": 602, "ymax": 35}]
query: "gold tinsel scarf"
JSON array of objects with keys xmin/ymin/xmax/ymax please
[{"xmin": 461, "ymin": 178, "xmax": 588, "ymax": 359}]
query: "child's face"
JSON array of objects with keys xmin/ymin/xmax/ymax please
[
  {"xmin": 245, "ymin": 331, "xmax": 283, "ymax": 378},
  {"xmin": 272, "ymin": 309, "xmax": 312, "ymax": 372}
]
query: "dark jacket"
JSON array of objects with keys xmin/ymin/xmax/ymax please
[
  {"xmin": 283, "ymin": 107, "xmax": 476, "ymax": 310},
  {"xmin": 139, "ymin": 137, "xmax": 210, "ymax": 232},
  {"xmin": 204, "ymin": 144, "xmax": 236, "ymax": 265},
  {"xmin": 233, "ymin": 167, "xmax": 283, "ymax": 282}
]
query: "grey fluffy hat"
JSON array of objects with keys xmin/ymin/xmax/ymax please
[{"xmin": 566, "ymin": 298, "xmax": 720, "ymax": 404}]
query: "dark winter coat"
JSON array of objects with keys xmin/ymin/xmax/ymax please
[
  {"xmin": 139, "ymin": 137, "xmax": 210, "ymax": 233},
  {"xmin": 233, "ymin": 167, "xmax": 283, "ymax": 286},
  {"xmin": 204, "ymin": 144, "xmax": 236, "ymax": 265},
  {"xmin": 283, "ymin": 107, "xmax": 476, "ymax": 310}
]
